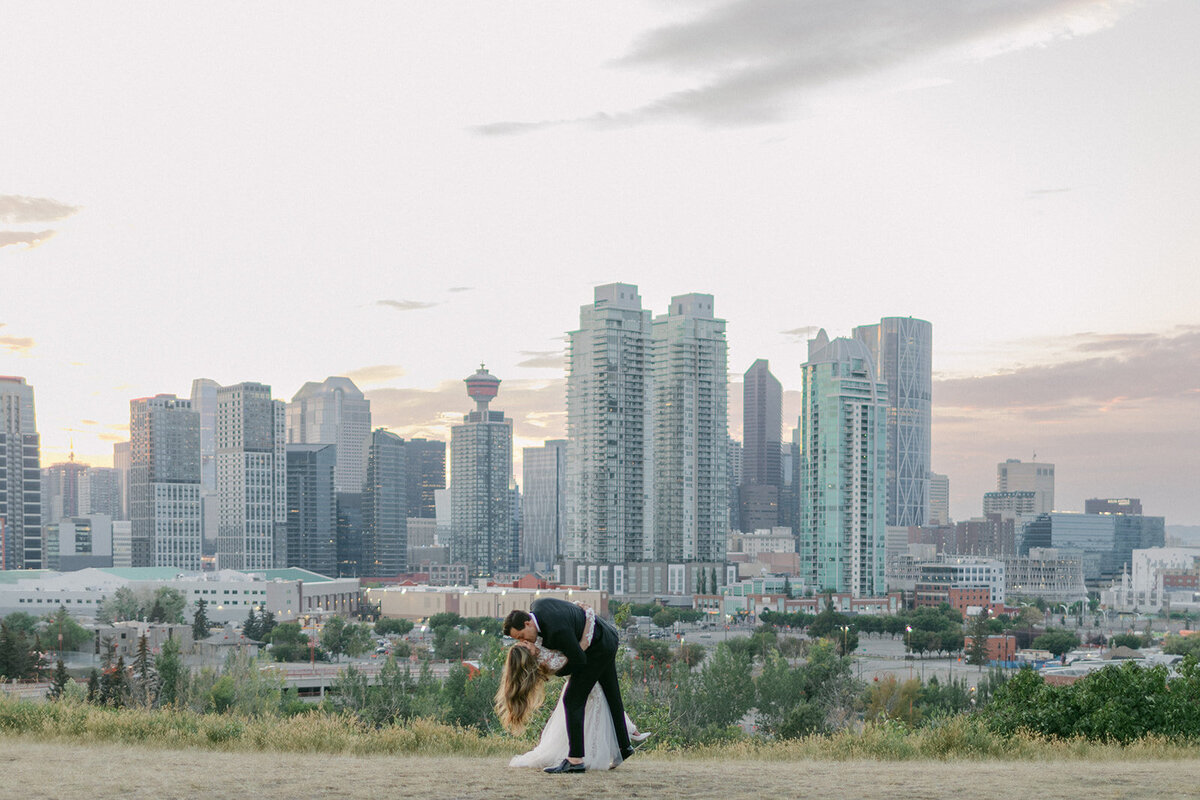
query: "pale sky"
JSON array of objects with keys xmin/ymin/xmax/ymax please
[{"xmin": 2, "ymin": 1, "xmax": 1198, "ymax": 525}]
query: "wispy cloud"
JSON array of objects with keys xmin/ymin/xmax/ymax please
[
  {"xmin": 376, "ymin": 299, "xmax": 439, "ymax": 312},
  {"xmin": 0, "ymin": 195, "xmax": 80, "ymax": 224},
  {"xmin": 0, "ymin": 230, "xmax": 57, "ymax": 249},
  {"xmin": 478, "ymin": 0, "xmax": 1136, "ymax": 133},
  {"xmin": 517, "ymin": 350, "xmax": 566, "ymax": 370},
  {"xmin": 781, "ymin": 325, "xmax": 820, "ymax": 341},
  {"xmin": 0, "ymin": 324, "xmax": 35, "ymax": 353},
  {"xmin": 448, "ymin": 286, "xmax": 473, "ymax": 293},
  {"xmin": 366, "ymin": 378, "xmax": 567, "ymax": 444},
  {"xmin": 344, "ymin": 364, "xmax": 407, "ymax": 385}
]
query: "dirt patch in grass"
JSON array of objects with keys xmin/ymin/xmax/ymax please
[{"xmin": 5, "ymin": 737, "xmax": 1200, "ymax": 800}]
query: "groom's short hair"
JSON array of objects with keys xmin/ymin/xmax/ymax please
[{"xmin": 503, "ymin": 609, "xmax": 532, "ymax": 637}]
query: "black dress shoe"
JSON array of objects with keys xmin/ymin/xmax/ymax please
[
  {"xmin": 619, "ymin": 746, "xmax": 637, "ymax": 761},
  {"xmin": 544, "ymin": 759, "xmax": 586, "ymax": 774}
]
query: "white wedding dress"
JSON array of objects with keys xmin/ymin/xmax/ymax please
[{"xmin": 509, "ymin": 608, "xmax": 641, "ymax": 771}]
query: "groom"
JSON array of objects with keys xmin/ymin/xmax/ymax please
[{"xmin": 503, "ymin": 597, "xmax": 634, "ymax": 773}]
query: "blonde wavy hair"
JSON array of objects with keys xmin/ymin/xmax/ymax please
[{"xmin": 494, "ymin": 644, "xmax": 553, "ymax": 735}]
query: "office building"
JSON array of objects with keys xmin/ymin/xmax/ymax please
[
  {"xmin": 652, "ymin": 293, "xmax": 728, "ymax": 564},
  {"xmin": 798, "ymin": 331, "xmax": 887, "ymax": 597},
  {"xmin": 362, "ymin": 430, "xmax": 406, "ymax": 578},
  {"xmin": 404, "ymin": 439, "xmax": 445, "ymax": 519},
  {"xmin": 522, "ymin": 439, "xmax": 566, "ymax": 571},
  {"xmin": 450, "ymin": 366, "xmax": 514, "ymax": 577},
  {"xmin": 286, "ymin": 376, "xmax": 371, "ymax": 494},
  {"xmin": 190, "ymin": 379, "xmax": 220, "ymax": 550},
  {"xmin": 129, "ymin": 394, "xmax": 203, "ymax": 570},
  {"xmin": 565, "ymin": 283, "xmax": 655, "ymax": 564},
  {"xmin": 739, "ymin": 359, "xmax": 782, "ymax": 533},
  {"xmin": 215, "ymin": 383, "xmax": 287, "ymax": 570},
  {"xmin": 286, "ymin": 443, "xmax": 337, "ymax": 577},
  {"xmin": 335, "ymin": 492, "xmax": 363, "ymax": 578},
  {"xmin": 853, "ymin": 317, "xmax": 932, "ymax": 527},
  {"xmin": 1, "ymin": 377, "xmax": 42, "ymax": 569},
  {"xmin": 928, "ymin": 472, "xmax": 950, "ymax": 525},
  {"xmin": 997, "ymin": 459, "xmax": 1055, "ymax": 514},
  {"xmin": 1085, "ymin": 498, "xmax": 1143, "ymax": 515},
  {"xmin": 1021, "ymin": 511, "xmax": 1165, "ymax": 585}
]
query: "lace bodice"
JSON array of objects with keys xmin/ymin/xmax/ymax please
[{"xmin": 537, "ymin": 606, "xmax": 595, "ymax": 672}]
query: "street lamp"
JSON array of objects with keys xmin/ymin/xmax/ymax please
[{"xmin": 839, "ymin": 625, "xmax": 850, "ymax": 656}]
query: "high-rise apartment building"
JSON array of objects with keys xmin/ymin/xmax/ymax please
[
  {"xmin": 652, "ymin": 293, "xmax": 728, "ymax": 564},
  {"xmin": 190, "ymin": 379, "xmax": 220, "ymax": 552},
  {"xmin": 403, "ymin": 439, "xmax": 445, "ymax": 519},
  {"xmin": 799, "ymin": 331, "xmax": 887, "ymax": 597},
  {"xmin": 522, "ymin": 439, "xmax": 566, "ymax": 571},
  {"xmin": 286, "ymin": 443, "xmax": 337, "ymax": 577},
  {"xmin": 928, "ymin": 472, "xmax": 950, "ymax": 526},
  {"xmin": 129, "ymin": 394, "xmax": 203, "ymax": 570},
  {"xmin": 996, "ymin": 459, "xmax": 1055, "ymax": 514},
  {"xmin": 0, "ymin": 376, "xmax": 41, "ymax": 569},
  {"xmin": 215, "ymin": 382, "xmax": 287, "ymax": 570},
  {"xmin": 79, "ymin": 467, "xmax": 121, "ymax": 520},
  {"xmin": 362, "ymin": 429, "xmax": 406, "ymax": 577},
  {"xmin": 113, "ymin": 441, "xmax": 131, "ymax": 521},
  {"xmin": 566, "ymin": 284, "xmax": 655, "ymax": 564},
  {"xmin": 42, "ymin": 459, "xmax": 88, "ymax": 525},
  {"xmin": 739, "ymin": 359, "xmax": 782, "ymax": 533},
  {"xmin": 853, "ymin": 317, "xmax": 932, "ymax": 527},
  {"xmin": 286, "ymin": 377, "xmax": 371, "ymax": 494},
  {"xmin": 450, "ymin": 366, "xmax": 514, "ymax": 577}
]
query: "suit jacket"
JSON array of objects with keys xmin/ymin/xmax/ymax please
[{"xmin": 530, "ymin": 597, "xmax": 614, "ymax": 677}]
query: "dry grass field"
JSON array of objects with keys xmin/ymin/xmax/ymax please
[{"xmin": 4, "ymin": 737, "xmax": 1200, "ymax": 800}]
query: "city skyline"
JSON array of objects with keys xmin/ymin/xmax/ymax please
[{"xmin": 2, "ymin": 3, "xmax": 1198, "ymax": 525}]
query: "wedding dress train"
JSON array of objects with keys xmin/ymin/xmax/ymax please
[{"xmin": 508, "ymin": 683, "xmax": 641, "ymax": 771}]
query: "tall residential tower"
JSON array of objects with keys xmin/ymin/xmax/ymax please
[
  {"xmin": 799, "ymin": 331, "xmax": 887, "ymax": 597},
  {"xmin": 0, "ymin": 377, "xmax": 41, "ymax": 569},
  {"xmin": 129, "ymin": 394, "xmax": 202, "ymax": 569}
]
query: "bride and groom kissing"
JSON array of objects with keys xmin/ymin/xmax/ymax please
[{"xmin": 496, "ymin": 597, "xmax": 650, "ymax": 773}]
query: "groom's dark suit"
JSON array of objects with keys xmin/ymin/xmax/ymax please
[{"xmin": 530, "ymin": 597, "xmax": 631, "ymax": 761}]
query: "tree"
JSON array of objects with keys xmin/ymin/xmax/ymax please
[
  {"xmin": 375, "ymin": 617, "xmax": 414, "ymax": 636},
  {"xmin": 0, "ymin": 621, "xmax": 36, "ymax": 680},
  {"xmin": 698, "ymin": 569, "xmax": 708, "ymax": 595},
  {"xmin": 258, "ymin": 610, "xmax": 277, "ymax": 641},
  {"xmin": 100, "ymin": 655, "xmax": 127, "ymax": 707},
  {"xmin": 710, "ymin": 568, "xmax": 718, "ymax": 595},
  {"xmin": 192, "ymin": 598, "xmax": 211, "ymax": 641},
  {"xmin": 1032, "ymin": 628, "xmax": 1080, "ymax": 658},
  {"xmin": 44, "ymin": 606, "xmax": 91, "ymax": 652},
  {"xmin": 1111, "ymin": 632, "xmax": 1142, "ymax": 650},
  {"xmin": 243, "ymin": 608, "xmax": 260, "ymax": 641},
  {"xmin": 651, "ymin": 608, "xmax": 677, "ymax": 630},
  {"xmin": 267, "ymin": 621, "xmax": 310, "ymax": 662},
  {"xmin": 98, "ymin": 586, "xmax": 142, "ymax": 623},
  {"xmin": 147, "ymin": 598, "xmax": 167, "ymax": 624},
  {"xmin": 966, "ymin": 613, "xmax": 991, "ymax": 668},
  {"xmin": 152, "ymin": 587, "xmax": 188, "ymax": 624},
  {"xmin": 321, "ymin": 616, "xmax": 350, "ymax": 661},
  {"xmin": 156, "ymin": 637, "xmax": 184, "ymax": 707},
  {"xmin": 128, "ymin": 633, "xmax": 157, "ymax": 707},
  {"xmin": 427, "ymin": 612, "xmax": 463, "ymax": 630},
  {"xmin": 47, "ymin": 657, "xmax": 71, "ymax": 700},
  {"xmin": 0, "ymin": 612, "xmax": 40, "ymax": 638}
]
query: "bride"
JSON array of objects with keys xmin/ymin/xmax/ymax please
[{"xmin": 495, "ymin": 604, "xmax": 648, "ymax": 771}]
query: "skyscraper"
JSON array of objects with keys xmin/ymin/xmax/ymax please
[
  {"xmin": 566, "ymin": 284, "xmax": 655, "ymax": 564},
  {"xmin": 652, "ymin": 293, "xmax": 728, "ymax": 564},
  {"xmin": 41, "ymin": 459, "xmax": 87, "ymax": 525},
  {"xmin": 450, "ymin": 366, "xmax": 514, "ymax": 577},
  {"xmin": 361, "ymin": 429, "xmax": 406, "ymax": 577},
  {"xmin": 215, "ymin": 382, "xmax": 287, "ymax": 570},
  {"xmin": 799, "ymin": 331, "xmax": 887, "ymax": 597},
  {"xmin": 928, "ymin": 471, "xmax": 950, "ymax": 525},
  {"xmin": 113, "ymin": 441, "xmax": 131, "ymax": 521},
  {"xmin": 79, "ymin": 466, "xmax": 121, "ymax": 519},
  {"xmin": 996, "ymin": 459, "xmax": 1055, "ymax": 514},
  {"xmin": 190, "ymin": 379, "xmax": 219, "ymax": 552},
  {"xmin": 403, "ymin": 439, "xmax": 445, "ymax": 519},
  {"xmin": 522, "ymin": 439, "xmax": 566, "ymax": 571},
  {"xmin": 129, "ymin": 394, "xmax": 202, "ymax": 570},
  {"xmin": 853, "ymin": 317, "xmax": 932, "ymax": 527},
  {"xmin": 286, "ymin": 377, "xmax": 371, "ymax": 494},
  {"xmin": 286, "ymin": 443, "xmax": 337, "ymax": 577},
  {"xmin": 0, "ymin": 376, "xmax": 41, "ymax": 569},
  {"xmin": 739, "ymin": 359, "xmax": 782, "ymax": 533}
]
